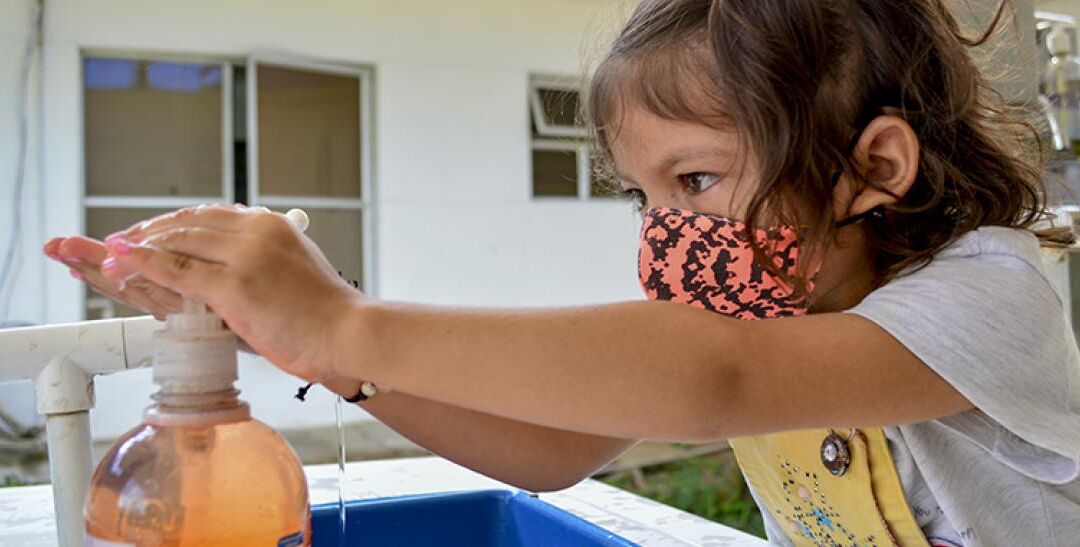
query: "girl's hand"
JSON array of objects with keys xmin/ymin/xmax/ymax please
[
  {"xmin": 43, "ymin": 236, "xmax": 184, "ymax": 319},
  {"xmin": 100, "ymin": 204, "xmax": 364, "ymax": 383}
]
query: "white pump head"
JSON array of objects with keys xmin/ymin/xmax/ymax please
[{"xmin": 151, "ymin": 299, "xmax": 238, "ymax": 394}]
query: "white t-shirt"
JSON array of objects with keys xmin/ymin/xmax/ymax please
[{"xmin": 756, "ymin": 227, "xmax": 1080, "ymax": 546}]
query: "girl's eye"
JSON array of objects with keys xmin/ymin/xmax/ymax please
[
  {"xmin": 679, "ymin": 172, "xmax": 722, "ymax": 194},
  {"xmin": 622, "ymin": 188, "xmax": 647, "ymax": 209}
]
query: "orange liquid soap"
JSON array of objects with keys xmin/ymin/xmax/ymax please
[{"xmin": 85, "ymin": 300, "xmax": 310, "ymax": 546}]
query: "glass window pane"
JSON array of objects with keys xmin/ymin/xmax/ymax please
[
  {"xmin": 537, "ymin": 88, "xmax": 581, "ymax": 128},
  {"xmin": 84, "ymin": 58, "xmax": 223, "ymax": 197},
  {"xmin": 85, "ymin": 207, "xmax": 174, "ymax": 319},
  {"xmin": 532, "ymin": 149, "xmax": 578, "ymax": 197},
  {"xmin": 258, "ymin": 66, "xmax": 361, "ymax": 198},
  {"xmin": 270, "ymin": 207, "xmax": 364, "ymax": 288}
]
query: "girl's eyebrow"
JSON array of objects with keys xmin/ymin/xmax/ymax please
[
  {"xmin": 614, "ymin": 146, "xmax": 734, "ymax": 187},
  {"xmin": 658, "ymin": 146, "xmax": 734, "ymax": 173}
]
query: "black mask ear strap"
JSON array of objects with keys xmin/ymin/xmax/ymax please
[
  {"xmin": 836, "ymin": 205, "xmax": 886, "ymax": 228},
  {"xmin": 833, "ymin": 107, "xmax": 892, "ymax": 228}
]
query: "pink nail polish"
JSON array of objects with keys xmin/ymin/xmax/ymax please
[
  {"xmin": 111, "ymin": 239, "xmax": 132, "ymax": 255},
  {"xmin": 46, "ymin": 252, "xmax": 61, "ymax": 261},
  {"xmin": 69, "ymin": 269, "xmax": 84, "ymax": 281},
  {"xmin": 102, "ymin": 256, "xmax": 117, "ymax": 271}
]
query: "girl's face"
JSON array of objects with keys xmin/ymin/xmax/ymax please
[
  {"xmin": 608, "ymin": 104, "xmax": 758, "ymax": 219},
  {"xmin": 608, "ymin": 102, "xmax": 919, "ymax": 312}
]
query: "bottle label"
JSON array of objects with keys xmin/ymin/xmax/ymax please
[
  {"xmin": 277, "ymin": 531, "xmax": 305, "ymax": 547},
  {"xmin": 86, "ymin": 536, "xmax": 135, "ymax": 547}
]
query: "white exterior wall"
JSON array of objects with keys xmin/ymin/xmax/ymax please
[
  {"xmin": 1, "ymin": 0, "xmax": 44, "ymax": 329},
  {"xmin": 34, "ymin": 0, "xmax": 638, "ymax": 323},
  {"xmin": 0, "ymin": 0, "xmax": 638, "ymax": 439},
  {"xmin": 1037, "ymin": 0, "xmax": 1080, "ymax": 21},
  {"xmin": 0, "ymin": 0, "xmax": 45, "ymax": 431}
]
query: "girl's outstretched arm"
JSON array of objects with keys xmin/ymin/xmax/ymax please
[
  {"xmin": 340, "ymin": 300, "xmax": 972, "ymax": 441},
  {"xmin": 96, "ymin": 205, "xmax": 972, "ymax": 442}
]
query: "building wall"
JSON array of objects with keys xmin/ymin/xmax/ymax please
[
  {"xmin": 2, "ymin": 0, "xmax": 638, "ymax": 439},
  {"xmin": 0, "ymin": 0, "xmax": 45, "ymax": 433},
  {"xmin": 1, "ymin": 0, "xmax": 44, "ymax": 328}
]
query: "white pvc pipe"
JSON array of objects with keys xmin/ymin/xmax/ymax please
[
  {"xmin": 45, "ymin": 411, "xmax": 92, "ymax": 547},
  {"xmin": 0, "ymin": 318, "xmax": 161, "ymax": 547},
  {"xmin": 34, "ymin": 356, "xmax": 96, "ymax": 547},
  {"xmin": 0, "ymin": 316, "xmax": 160, "ymax": 383}
]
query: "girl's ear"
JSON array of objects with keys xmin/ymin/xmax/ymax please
[{"xmin": 833, "ymin": 115, "xmax": 920, "ymax": 222}]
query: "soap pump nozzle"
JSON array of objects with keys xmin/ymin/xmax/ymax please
[{"xmin": 151, "ymin": 208, "xmax": 309, "ymax": 400}]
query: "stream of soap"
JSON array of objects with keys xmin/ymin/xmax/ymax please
[{"xmin": 335, "ymin": 395, "xmax": 347, "ymax": 546}]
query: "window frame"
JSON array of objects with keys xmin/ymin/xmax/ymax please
[
  {"xmin": 78, "ymin": 50, "xmax": 378, "ymax": 318},
  {"xmin": 528, "ymin": 75, "xmax": 604, "ymax": 201},
  {"xmin": 81, "ymin": 53, "xmax": 236, "ymax": 207},
  {"xmin": 247, "ymin": 55, "xmax": 377, "ymax": 293},
  {"xmin": 530, "ymin": 138, "xmax": 591, "ymax": 201},
  {"xmin": 528, "ymin": 75, "xmax": 589, "ymax": 140}
]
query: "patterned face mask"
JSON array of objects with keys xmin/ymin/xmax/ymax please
[
  {"xmin": 637, "ymin": 206, "xmax": 882, "ymax": 318},
  {"xmin": 637, "ymin": 207, "xmax": 809, "ymax": 319}
]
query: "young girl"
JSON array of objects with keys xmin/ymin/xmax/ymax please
[{"xmin": 45, "ymin": 0, "xmax": 1080, "ymax": 545}]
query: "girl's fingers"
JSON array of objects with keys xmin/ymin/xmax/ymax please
[
  {"xmin": 68, "ymin": 265, "xmax": 161, "ymax": 316},
  {"xmin": 118, "ymin": 275, "xmax": 185, "ymax": 315},
  {"xmin": 107, "ymin": 281, "xmax": 164, "ymax": 317},
  {"xmin": 66, "ymin": 253, "xmax": 181, "ymax": 317},
  {"xmin": 99, "ymin": 256, "xmax": 139, "ymax": 287},
  {"xmin": 112, "ymin": 244, "xmax": 226, "ymax": 302},
  {"xmin": 68, "ymin": 259, "xmax": 118, "ymax": 293},
  {"xmin": 55, "ymin": 237, "xmax": 137, "ymax": 287},
  {"xmin": 53, "ymin": 237, "xmax": 137, "ymax": 288},
  {"xmin": 118, "ymin": 204, "xmax": 248, "ymax": 243},
  {"xmin": 56, "ymin": 236, "xmax": 109, "ymax": 265},
  {"xmin": 43, "ymin": 238, "xmax": 63, "ymax": 260},
  {"xmin": 136, "ymin": 227, "xmax": 239, "ymax": 264},
  {"xmin": 47, "ymin": 235, "xmax": 184, "ymax": 318}
]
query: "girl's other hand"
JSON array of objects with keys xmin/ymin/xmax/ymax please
[
  {"xmin": 43, "ymin": 236, "xmax": 183, "ymax": 320},
  {"xmin": 100, "ymin": 204, "xmax": 363, "ymax": 383}
]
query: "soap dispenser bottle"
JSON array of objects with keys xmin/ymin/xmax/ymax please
[{"xmin": 84, "ymin": 299, "xmax": 310, "ymax": 546}]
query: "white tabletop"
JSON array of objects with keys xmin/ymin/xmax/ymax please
[{"xmin": 0, "ymin": 456, "xmax": 767, "ymax": 546}]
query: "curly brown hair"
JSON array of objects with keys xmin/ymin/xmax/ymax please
[{"xmin": 587, "ymin": 0, "xmax": 1048, "ymax": 291}]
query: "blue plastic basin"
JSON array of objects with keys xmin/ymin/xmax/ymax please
[{"xmin": 311, "ymin": 489, "xmax": 637, "ymax": 546}]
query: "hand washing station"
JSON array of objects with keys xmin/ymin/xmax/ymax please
[{"xmin": 0, "ymin": 315, "xmax": 766, "ymax": 546}]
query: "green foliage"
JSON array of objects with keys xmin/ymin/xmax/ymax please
[
  {"xmin": 1, "ymin": 475, "xmax": 24, "ymax": 488},
  {"xmin": 601, "ymin": 451, "xmax": 765, "ymax": 538}
]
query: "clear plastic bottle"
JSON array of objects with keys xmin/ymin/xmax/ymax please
[
  {"xmin": 84, "ymin": 300, "xmax": 310, "ymax": 546},
  {"xmin": 1043, "ymin": 26, "xmax": 1080, "ymax": 157}
]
